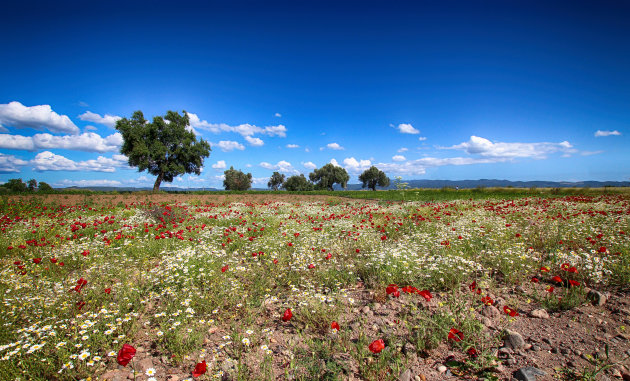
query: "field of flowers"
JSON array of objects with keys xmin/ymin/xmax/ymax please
[{"xmin": 0, "ymin": 193, "xmax": 629, "ymax": 380}]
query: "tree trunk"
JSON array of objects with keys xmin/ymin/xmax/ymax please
[{"xmin": 153, "ymin": 172, "xmax": 164, "ymax": 192}]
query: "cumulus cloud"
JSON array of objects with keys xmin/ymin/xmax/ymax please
[
  {"xmin": 595, "ymin": 130, "xmax": 621, "ymax": 137},
  {"xmin": 30, "ymin": 151, "xmax": 129, "ymax": 172},
  {"xmin": 395, "ymin": 123, "xmax": 419, "ymax": 134},
  {"xmin": 376, "ymin": 156, "xmax": 500, "ymax": 176},
  {"xmin": 274, "ymin": 112, "xmax": 282, "ymax": 117},
  {"xmin": 259, "ymin": 160, "xmax": 299, "ymax": 174},
  {"xmin": 0, "ymin": 132, "xmax": 123, "ymax": 152},
  {"xmin": 343, "ymin": 157, "xmax": 372, "ymax": 173},
  {"xmin": 214, "ymin": 140, "xmax": 245, "ymax": 152},
  {"xmin": 446, "ymin": 136, "xmax": 576, "ymax": 159},
  {"xmin": 330, "ymin": 158, "xmax": 341, "ymax": 167},
  {"xmin": 302, "ymin": 161, "xmax": 317, "ymax": 170},
  {"xmin": 0, "ymin": 101, "xmax": 79, "ymax": 134},
  {"xmin": 0, "ymin": 153, "xmax": 28, "ymax": 173},
  {"xmin": 245, "ymin": 136, "xmax": 264, "ymax": 146},
  {"xmin": 326, "ymin": 142, "xmax": 344, "ymax": 150},
  {"xmin": 54, "ymin": 179, "xmax": 122, "ymax": 187},
  {"xmin": 397, "ymin": 147, "xmax": 408, "ymax": 153},
  {"xmin": 286, "ymin": 144, "xmax": 300, "ymax": 148},
  {"xmin": 187, "ymin": 112, "xmax": 287, "ymax": 137},
  {"xmin": 392, "ymin": 155, "xmax": 406, "ymax": 162},
  {"xmin": 78, "ymin": 111, "xmax": 122, "ymax": 128},
  {"xmin": 211, "ymin": 160, "xmax": 227, "ymax": 169}
]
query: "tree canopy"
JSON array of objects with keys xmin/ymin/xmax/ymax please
[
  {"xmin": 359, "ymin": 166, "xmax": 390, "ymax": 191},
  {"xmin": 4, "ymin": 178, "xmax": 27, "ymax": 192},
  {"xmin": 115, "ymin": 110, "xmax": 211, "ymax": 191},
  {"xmin": 268, "ymin": 172, "xmax": 285, "ymax": 191},
  {"xmin": 224, "ymin": 166, "xmax": 252, "ymax": 191},
  {"xmin": 309, "ymin": 163, "xmax": 350, "ymax": 191},
  {"xmin": 283, "ymin": 174, "xmax": 314, "ymax": 191}
]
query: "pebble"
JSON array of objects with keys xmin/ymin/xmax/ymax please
[
  {"xmin": 437, "ymin": 365, "xmax": 447, "ymax": 373},
  {"xmin": 504, "ymin": 330, "xmax": 526, "ymax": 350},
  {"xmin": 588, "ymin": 290, "xmax": 608, "ymax": 306},
  {"xmin": 513, "ymin": 366, "xmax": 546, "ymax": 381},
  {"xmin": 398, "ymin": 369, "xmax": 412, "ymax": 381},
  {"xmin": 529, "ymin": 309, "xmax": 550, "ymax": 319}
]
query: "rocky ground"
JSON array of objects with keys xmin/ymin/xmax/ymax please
[{"xmin": 98, "ymin": 282, "xmax": 630, "ymax": 381}]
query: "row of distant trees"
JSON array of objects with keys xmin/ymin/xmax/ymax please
[
  {"xmin": 0, "ymin": 178, "xmax": 54, "ymax": 192},
  {"xmin": 223, "ymin": 164, "xmax": 390, "ymax": 191}
]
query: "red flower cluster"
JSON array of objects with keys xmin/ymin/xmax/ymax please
[
  {"xmin": 282, "ymin": 308, "xmax": 292, "ymax": 322},
  {"xmin": 448, "ymin": 328, "xmax": 464, "ymax": 342},
  {"xmin": 74, "ymin": 278, "xmax": 88, "ymax": 293},
  {"xmin": 503, "ymin": 306, "xmax": 519, "ymax": 317},
  {"xmin": 386, "ymin": 284, "xmax": 432, "ymax": 301},
  {"xmin": 192, "ymin": 360, "xmax": 207, "ymax": 377},
  {"xmin": 331, "ymin": 321, "xmax": 340, "ymax": 331}
]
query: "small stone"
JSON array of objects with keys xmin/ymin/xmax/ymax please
[
  {"xmin": 208, "ymin": 327, "xmax": 218, "ymax": 334},
  {"xmin": 529, "ymin": 309, "xmax": 549, "ymax": 319},
  {"xmin": 398, "ymin": 369, "xmax": 412, "ymax": 381},
  {"xmin": 415, "ymin": 374, "xmax": 426, "ymax": 381},
  {"xmin": 362, "ymin": 306, "xmax": 371, "ymax": 314},
  {"xmin": 437, "ymin": 365, "xmax": 447, "ymax": 373},
  {"xmin": 588, "ymin": 290, "xmax": 608, "ymax": 306},
  {"xmin": 523, "ymin": 344, "xmax": 532, "ymax": 350},
  {"xmin": 482, "ymin": 305, "xmax": 500, "ymax": 319},
  {"xmin": 481, "ymin": 317, "xmax": 493, "ymax": 327},
  {"xmin": 513, "ymin": 366, "xmax": 546, "ymax": 381},
  {"xmin": 531, "ymin": 345, "xmax": 541, "ymax": 351},
  {"xmin": 504, "ymin": 330, "xmax": 526, "ymax": 350}
]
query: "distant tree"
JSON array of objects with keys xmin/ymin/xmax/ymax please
[
  {"xmin": 27, "ymin": 179, "xmax": 38, "ymax": 191},
  {"xmin": 38, "ymin": 182, "xmax": 54, "ymax": 192},
  {"xmin": 309, "ymin": 163, "xmax": 350, "ymax": 191},
  {"xmin": 284, "ymin": 174, "xmax": 314, "ymax": 191},
  {"xmin": 224, "ymin": 166, "xmax": 252, "ymax": 191},
  {"xmin": 359, "ymin": 166, "xmax": 390, "ymax": 191},
  {"xmin": 268, "ymin": 172, "xmax": 286, "ymax": 191},
  {"xmin": 5, "ymin": 178, "xmax": 27, "ymax": 192},
  {"xmin": 115, "ymin": 110, "xmax": 211, "ymax": 191}
]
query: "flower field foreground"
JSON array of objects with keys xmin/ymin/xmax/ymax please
[{"xmin": 1, "ymin": 194, "xmax": 629, "ymax": 380}]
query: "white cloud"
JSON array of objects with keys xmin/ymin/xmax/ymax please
[
  {"xmin": 397, "ymin": 147, "xmax": 408, "ymax": 153},
  {"xmin": 215, "ymin": 140, "xmax": 245, "ymax": 152},
  {"xmin": 0, "ymin": 153, "xmax": 28, "ymax": 173},
  {"xmin": 187, "ymin": 112, "xmax": 287, "ymax": 137},
  {"xmin": 594, "ymin": 130, "xmax": 621, "ymax": 137},
  {"xmin": 54, "ymin": 179, "xmax": 122, "ymax": 187},
  {"xmin": 330, "ymin": 158, "xmax": 341, "ymax": 167},
  {"xmin": 252, "ymin": 177, "xmax": 269, "ymax": 185},
  {"xmin": 343, "ymin": 157, "xmax": 372, "ymax": 173},
  {"xmin": 259, "ymin": 160, "xmax": 299, "ymax": 174},
  {"xmin": 30, "ymin": 151, "xmax": 129, "ymax": 172},
  {"xmin": 211, "ymin": 160, "xmax": 227, "ymax": 169},
  {"xmin": 274, "ymin": 112, "xmax": 282, "ymax": 118},
  {"xmin": 326, "ymin": 142, "xmax": 344, "ymax": 150},
  {"xmin": 244, "ymin": 136, "xmax": 264, "ymax": 146},
  {"xmin": 392, "ymin": 155, "xmax": 406, "ymax": 162},
  {"xmin": 0, "ymin": 101, "xmax": 79, "ymax": 134},
  {"xmin": 395, "ymin": 123, "xmax": 419, "ymax": 134},
  {"xmin": 78, "ymin": 111, "xmax": 122, "ymax": 128},
  {"xmin": 446, "ymin": 135, "xmax": 576, "ymax": 159},
  {"xmin": 418, "ymin": 136, "xmax": 427, "ymax": 141},
  {"xmin": 286, "ymin": 144, "xmax": 300, "ymax": 148},
  {"xmin": 0, "ymin": 132, "xmax": 123, "ymax": 152},
  {"xmin": 302, "ymin": 161, "xmax": 317, "ymax": 170},
  {"xmin": 84, "ymin": 125, "xmax": 98, "ymax": 131},
  {"xmin": 376, "ymin": 156, "xmax": 499, "ymax": 176}
]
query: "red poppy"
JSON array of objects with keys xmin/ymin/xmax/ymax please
[
  {"xmin": 546, "ymin": 286, "xmax": 554, "ymax": 293},
  {"xmin": 81, "ymin": 250, "xmax": 89, "ymax": 257},
  {"xmin": 308, "ymin": 263, "xmax": 315, "ymax": 269},
  {"xmin": 481, "ymin": 296, "xmax": 493, "ymax": 306},
  {"xmin": 560, "ymin": 263, "xmax": 570, "ymax": 271},
  {"xmin": 598, "ymin": 246, "xmax": 607, "ymax": 253},
  {"xmin": 282, "ymin": 308, "xmax": 292, "ymax": 322},
  {"xmin": 50, "ymin": 258, "xmax": 57, "ymax": 264},
  {"xmin": 467, "ymin": 347, "xmax": 479, "ymax": 358},
  {"xmin": 540, "ymin": 266, "xmax": 550, "ymax": 273},
  {"xmin": 192, "ymin": 360, "xmax": 207, "ymax": 377},
  {"xmin": 568, "ymin": 267, "xmax": 578, "ymax": 274},
  {"xmin": 531, "ymin": 276, "xmax": 539, "ymax": 283},
  {"xmin": 385, "ymin": 284, "xmax": 399, "ymax": 297},
  {"xmin": 273, "ymin": 259, "xmax": 278, "ymax": 264},
  {"xmin": 356, "ymin": 249, "xmax": 360, "ymax": 253},
  {"xmin": 448, "ymin": 328, "xmax": 464, "ymax": 342},
  {"xmin": 33, "ymin": 258, "xmax": 42, "ymax": 264},
  {"xmin": 503, "ymin": 306, "xmax": 518, "ymax": 317},
  {"xmin": 551, "ymin": 276, "xmax": 563, "ymax": 284},
  {"xmin": 568, "ymin": 280, "xmax": 580, "ymax": 287},
  {"xmin": 74, "ymin": 278, "xmax": 88, "ymax": 292},
  {"xmin": 325, "ymin": 253, "xmax": 332, "ymax": 260},
  {"xmin": 418, "ymin": 290, "xmax": 433, "ymax": 302},
  {"xmin": 369, "ymin": 339, "xmax": 385, "ymax": 353},
  {"xmin": 104, "ymin": 288, "xmax": 111, "ymax": 294},
  {"xmin": 221, "ymin": 265, "xmax": 228, "ymax": 273},
  {"xmin": 469, "ymin": 281, "xmax": 477, "ymax": 292},
  {"xmin": 381, "ymin": 235, "xmax": 387, "ymax": 241},
  {"xmin": 331, "ymin": 321, "xmax": 340, "ymax": 331},
  {"xmin": 76, "ymin": 301, "xmax": 86, "ymax": 310},
  {"xmin": 294, "ymin": 233, "xmax": 300, "ymax": 238},
  {"xmin": 117, "ymin": 344, "xmax": 136, "ymax": 366}
]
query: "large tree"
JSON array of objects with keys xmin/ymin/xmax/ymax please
[
  {"xmin": 359, "ymin": 166, "xmax": 390, "ymax": 191},
  {"xmin": 115, "ymin": 110, "xmax": 211, "ymax": 191},
  {"xmin": 224, "ymin": 166, "xmax": 252, "ymax": 191},
  {"xmin": 309, "ymin": 163, "xmax": 350, "ymax": 191},
  {"xmin": 4, "ymin": 178, "xmax": 27, "ymax": 192},
  {"xmin": 284, "ymin": 174, "xmax": 314, "ymax": 191},
  {"xmin": 268, "ymin": 171, "xmax": 285, "ymax": 191}
]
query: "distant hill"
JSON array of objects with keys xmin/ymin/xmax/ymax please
[{"xmin": 56, "ymin": 179, "xmax": 630, "ymax": 192}]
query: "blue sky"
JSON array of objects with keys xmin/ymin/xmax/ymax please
[{"xmin": 1, "ymin": 0, "xmax": 628, "ymax": 189}]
